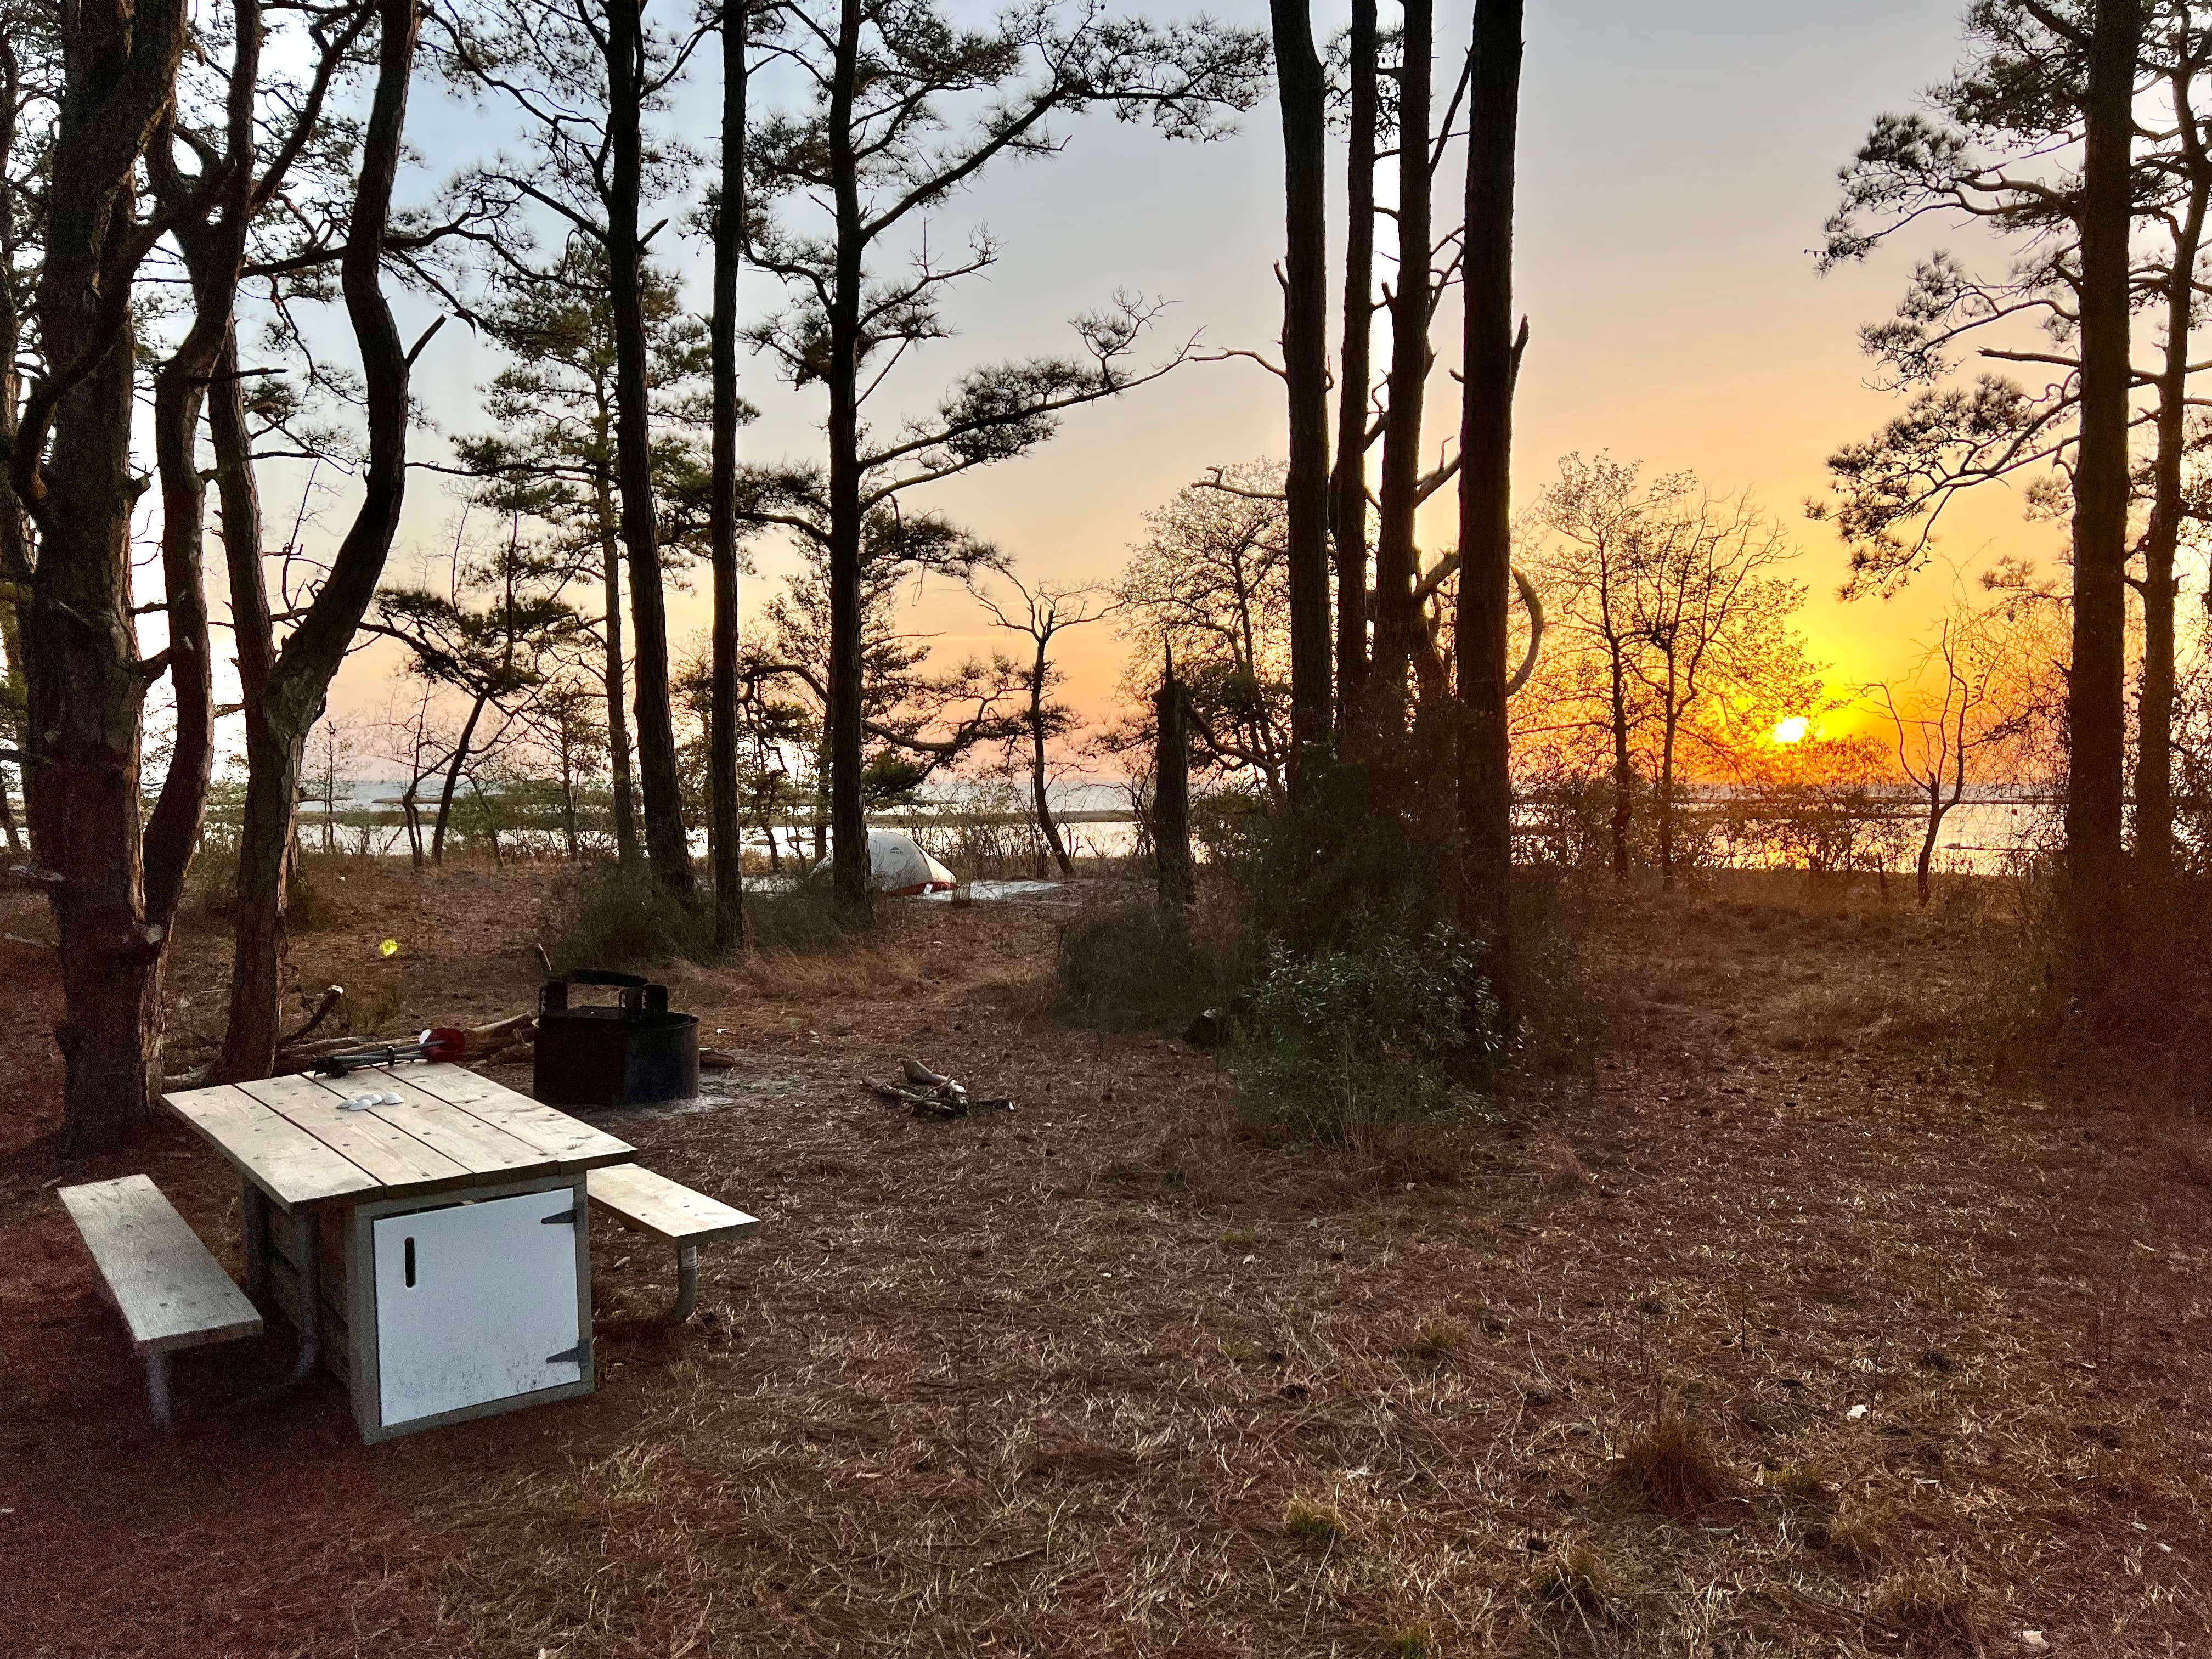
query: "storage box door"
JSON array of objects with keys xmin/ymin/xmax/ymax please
[{"xmin": 371, "ymin": 1188, "xmax": 583, "ymax": 1427}]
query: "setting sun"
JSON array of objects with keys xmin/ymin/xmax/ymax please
[{"xmin": 1771, "ymin": 716, "xmax": 1811, "ymax": 745}]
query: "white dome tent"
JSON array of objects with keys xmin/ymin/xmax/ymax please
[
  {"xmin": 806, "ymin": 827, "xmax": 957, "ymax": 895},
  {"xmin": 866, "ymin": 828, "xmax": 957, "ymax": 895}
]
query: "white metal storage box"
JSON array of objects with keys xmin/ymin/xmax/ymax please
[{"xmin": 347, "ymin": 1175, "xmax": 594, "ymax": 1442}]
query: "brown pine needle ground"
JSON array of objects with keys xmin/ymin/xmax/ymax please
[{"xmin": 0, "ymin": 864, "xmax": 2206, "ymax": 1656}]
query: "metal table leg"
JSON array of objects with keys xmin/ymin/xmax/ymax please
[
  {"xmin": 146, "ymin": 1352, "xmax": 173, "ymax": 1434},
  {"xmin": 232, "ymin": 1201, "xmax": 320, "ymax": 1409},
  {"xmin": 669, "ymin": 1244, "xmax": 699, "ymax": 1324},
  {"xmin": 276, "ymin": 1216, "xmax": 321, "ymax": 1388}
]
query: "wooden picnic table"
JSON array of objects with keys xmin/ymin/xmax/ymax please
[
  {"xmin": 162, "ymin": 1063, "xmax": 637, "ymax": 1441},
  {"xmin": 165, "ymin": 1061, "xmax": 635, "ymax": 1211}
]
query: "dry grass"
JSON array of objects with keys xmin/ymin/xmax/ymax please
[
  {"xmin": 1867, "ymin": 1568, "xmax": 1983, "ymax": 1654},
  {"xmin": 1814, "ymin": 1498, "xmax": 1896, "ymax": 1567},
  {"xmin": 1531, "ymin": 1540, "xmax": 1622, "ymax": 1625},
  {"xmin": 0, "ymin": 864, "xmax": 2207, "ymax": 1656},
  {"xmin": 1758, "ymin": 1458, "xmax": 1831, "ymax": 1504},
  {"xmin": 1610, "ymin": 1414, "xmax": 1738, "ymax": 1519},
  {"xmin": 1763, "ymin": 977, "xmax": 1971, "ymax": 1056},
  {"xmin": 1282, "ymin": 1495, "xmax": 1348, "ymax": 1547}
]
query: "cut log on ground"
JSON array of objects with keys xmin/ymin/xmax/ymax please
[{"xmin": 867, "ymin": 1059, "xmax": 1013, "ymax": 1119}]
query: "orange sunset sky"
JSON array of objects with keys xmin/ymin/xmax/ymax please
[{"xmin": 305, "ymin": 0, "xmax": 2059, "ymax": 760}]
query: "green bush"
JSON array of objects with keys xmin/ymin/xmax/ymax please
[{"xmin": 1234, "ymin": 924, "xmax": 1499, "ymax": 1148}]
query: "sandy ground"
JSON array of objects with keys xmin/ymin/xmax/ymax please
[{"xmin": 0, "ymin": 863, "xmax": 2205, "ymax": 1657}]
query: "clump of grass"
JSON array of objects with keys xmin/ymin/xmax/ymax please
[
  {"xmin": 1611, "ymin": 1415, "xmax": 1737, "ymax": 1519},
  {"xmin": 1283, "ymin": 1496, "xmax": 1346, "ymax": 1547},
  {"xmin": 1407, "ymin": 1318, "xmax": 1467, "ymax": 1364},
  {"xmin": 352, "ymin": 972, "xmax": 408, "ymax": 1036},
  {"xmin": 1809, "ymin": 1497, "xmax": 1893, "ymax": 1565},
  {"xmin": 1868, "ymin": 1569, "xmax": 1982, "ymax": 1654},
  {"xmin": 1534, "ymin": 1134, "xmax": 1595, "ymax": 1190},
  {"xmin": 1531, "ymin": 1541, "xmax": 1618, "ymax": 1622},
  {"xmin": 1759, "ymin": 1459, "xmax": 1833, "ymax": 1503},
  {"xmin": 1379, "ymin": 1623, "xmax": 1432, "ymax": 1657}
]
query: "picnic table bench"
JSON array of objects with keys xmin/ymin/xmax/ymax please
[
  {"xmin": 586, "ymin": 1163, "xmax": 759, "ymax": 1321},
  {"xmin": 58, "ymin": 1176, "xmax": 264, "ymax": 1432}
]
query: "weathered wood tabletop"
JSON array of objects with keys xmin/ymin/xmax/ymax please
[{"xmin": 163, "ymin": 1062, "xmax": 635, "ymax": 1212}]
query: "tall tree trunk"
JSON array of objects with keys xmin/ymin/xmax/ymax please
[
  {"xmin": 594, "ymin": 458, "xmax": 640, "ymax": 866},
  {"xmin": 1608, "ymin": 648, "xmax": 1633, "ymax": 879},
  {"xmin": 1268, "ymin": 0, "xmax": 1334, "ymax": 777},
  {"xmin": 606, "ymin": 0, "xmax": 692, "ymax": 898},
  {"xmin": 12, "ymin": 0, "xmax": 192, "ymax": 1150},
  {"xmin": 220, "ymin": 0, "xmax": 420, "ymax": 1081},
  {"xmin": 1455, "ymin": 0, "xmax": 1523, "ymax": 984},
  {"xmin": 1372, "ymin": 0, "xmax": 1433, "ymax": 725},
  {"xmin": 1155, "ymin": 654, "xmax": 1194, "ymax": 908},
  {"xmin": 2066, "ymin": 0, "xmax": 2143, "ymax": 997},
  {"xmin": 1658, "ymin": 702, "xmax": 1679, "ymax": 893},
  {"xmin": 210, "ymin": 328, "xmax": 298, "ymax": 1054},
  {"xmin": 0, "ymin": 269, "xmax": 20, "ymax": 871},
  {"xmin": 826, "ymin": 0, "xmax": 872, "ymax": 911},
  {"xmin": 142, "ymin": 0, "xmax": 268, "ymax": 935},
  {"xmin": 1330, "ymin": 0, "xmax": 1378, "ymax": 718},
  {"xmin": 24, "ymin": 341, "xmax": 168, "ymax": 1150},
  {"xmin": 1917, "ymin": 795, "xmax": 1946, "ymax": 909},
  {"xmin": 813, "ymin": 769, "xmax": 829, "ymax": 867},
  {"xmin": 0, "ymin": 759, "xmax": 20, "ymax": 854},
  {"xmin": 144, "ymin": 335, "xmax": 217, "ymax": 929},
  {"xmin": 2133, "ymin": 111, "xmax": 2204, "ymax": 890},
  {"xmin": 709, "ymin": 0, "xmax": 749, "ymax": 949},
  {"xmin": 431, "ymin": 693, "xmax": 487, "ymax": 864},
  {"xmin": 559, "ymin": 742, "xmax": 581, "ymax": 861},
  {"xmin": 1031, "ymin": 639, "xmax": 1074, "ymax": 877},
  {"xmin": 0, "ymin": 36, "xmax": 21, "ymax": 866},
  {"xmin": 143, "ymin": 170, "xmax": 259, "ymax": 944}
]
